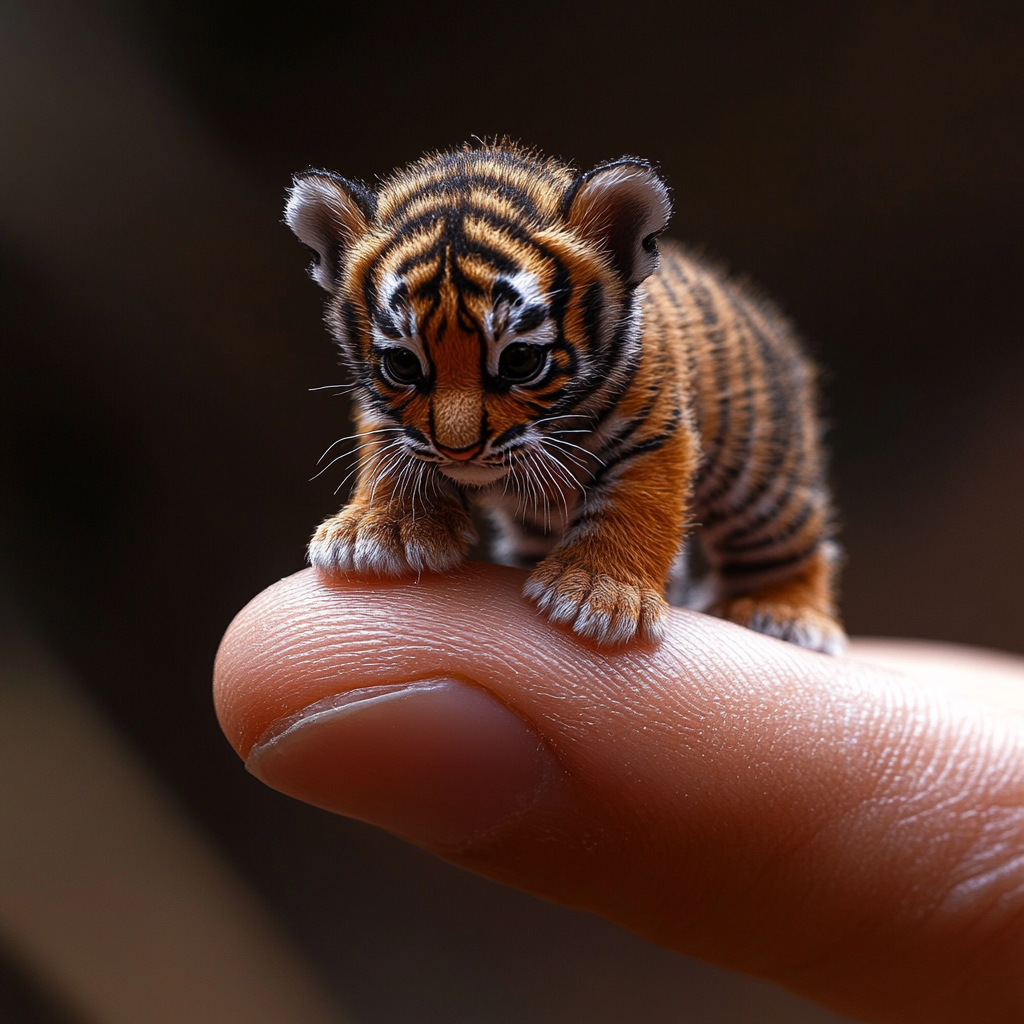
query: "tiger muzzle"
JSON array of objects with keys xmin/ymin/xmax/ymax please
[{"xmin": 435, "ymin": 440, "xmax": 484, "ymax": 462}]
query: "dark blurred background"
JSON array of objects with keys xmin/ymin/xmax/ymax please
[{"xmin": 1, "ymin": 1, "xmax": 1021, "ymax": 1021}]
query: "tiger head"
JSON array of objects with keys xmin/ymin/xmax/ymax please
[{"xmin": 285, "ymin": 143, "xmax": 671, "ymax": 488}]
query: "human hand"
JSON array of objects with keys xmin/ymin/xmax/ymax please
[{"xmin": 213, "ymin": 564, "xmax": 1024, "ymax": 1024}]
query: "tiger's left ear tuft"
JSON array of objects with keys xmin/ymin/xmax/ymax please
[
  {"xmin": 284, "ymin": 170, "xmax": 376, "ymax": 293},
  {"xmin": 564, "ymin": 159, "xmax": 672, "ymax": 287}
]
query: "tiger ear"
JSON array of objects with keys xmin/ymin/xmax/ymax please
[
  {"xmin": 284, "ymin": 170, "xmax": 376, "ymax": 293},
  {"xmin": 564, "ymin": 159, "xmax": 672, "ymax": 287}
]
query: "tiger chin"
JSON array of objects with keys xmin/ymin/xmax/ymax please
[{"xmin": 286, "ymin": 142, "xmax": 846, "ymax": 655}]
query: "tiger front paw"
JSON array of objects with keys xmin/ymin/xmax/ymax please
[
  {"xmin": 524, "ymin": 556, "xmax": 667, "ymax": 646},
  {"xmin": 714, "ymin": 597, "xmax": 847, "ymax": 656},
  {"xmin": 308, "ymin": 502, "xmax": 477, "ymax": 577}
]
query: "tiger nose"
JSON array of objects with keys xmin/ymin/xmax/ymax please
[{"xmin": 435, "ymin": 440, "xmax": 484, "ymax": 461}]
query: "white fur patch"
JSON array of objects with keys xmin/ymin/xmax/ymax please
[
  {"xmin": 746, "ymin": 610, "xmax": 848, "ymax": 656},
  {"xmin": 352, "ymin": 532, "xmax": 407, "ymax": 576},
  {"xmin": 284, "ymin": 175, "xmax": 369, "ymax": 293},
  {"xmin": 568, "ymin": 163, "xmax": 672, "ymax": 285},
  {"xmin": 438, "ymin": 462, "xmax": 508, "ymax": 486},
  {"xmin": 523, "ymin": 569, "xmax": 667, "ymax": 647},
  {"xmin": 285, "ymin": 179, "xmax": 342, "ymax": 291},
  {"xmin": 573, "ymin": 602, "xmax": 637, "ymax": 645},
  {"xmin": 484, "ymin": 269, "xmax": 556, "ymax": 375},
  {"xmin": 309, "ymin": 511, "xmax": 474, "ymax": 578},
  {"xmin": 307, "ymin": 532, "xmax": 355, "ymax": 573},
  {"xmin": 377, "ymin": 271, "xmax": 419, "ymax": 337},
  {"xmin": 500, "ymin": 270, "xmax": 547, "ymax": 313},
  {"xmin": 403, "ymin": 537, "xmax": 467, "ymax": 574}
]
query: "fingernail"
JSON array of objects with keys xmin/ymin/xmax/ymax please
[{"xmin": 245, "ymin": 679, "xmax": 559, "ymax": 849}]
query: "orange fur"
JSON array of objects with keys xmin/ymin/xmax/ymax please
[{"xmin": 285, "ymin": 143, "xmax": 845, "ymax": 652}]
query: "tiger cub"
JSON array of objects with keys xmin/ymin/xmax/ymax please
[{"xmin": 285, "ymin": 143, "xmax": 844, "ymax": 653}]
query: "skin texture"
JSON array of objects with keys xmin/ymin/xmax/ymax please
[{"xmin": 214, "ymin": 564, "xmax": 1024, "ymax": 1024}]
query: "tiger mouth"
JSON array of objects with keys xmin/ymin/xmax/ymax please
[{"xmin": 435, "ymin": 460, "xmax": 509, "ymax": 486}]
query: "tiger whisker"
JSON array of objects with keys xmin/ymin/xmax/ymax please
[
  {"xmin": 335, "ymin": 441, "xmax": 409, "ymax": 497},
  {"xmin": 521, "ymin": 450, "xmax": 551, "ymax": 531},
  {"xmin": 333, "ymin": 463, "xmax": 362, "ymax": 497},
  {"xmin": 539, "ymin": 435, "xmax": 606, "ymax": 467},
  {"xmin": 537, "ymin": 437, "xmax": 590, "ymax": 473},
  {"xmin": 535, "ymin": 449, "xmax": 588, "ymax": 483},
  {"xmin": 535, "ymin": 443, "xmax": 578, "ymax": 495},
  {"xmin": 308, "ymin": 383, "xmax": 361, "ymax": 394},
  {"xmin": 530, "ymin": 448, "xmax": 570, "ymax": 526},
  {"xmin": 510, "ymin": 461, "xmax": 532, "ymax": 518},
  {"xmin": 532, "ymin": 414, "xmax": 595, "ymax": 429},
  {"xmin": 410, "ymin": 462, "xmax": 430, "ymax": 524},
  {"xmin": 312, "ymin": 439, "xmax": 401, "ymax": 482},
  {"xmin": 367, "ymin": 447, "xmax": 414, "ymax": 506},
  {"xmin": 316, "ymin": 427, "xmax": 403, "ymax": 465},
  {"xmin": 310, "ymin": 453, "xmax": 353, "ymax": 482},
  {"xmin": 539, "ymin": 450, "xmax": 572, "ymax": 514},
  {"xmin": 396, "ymin": 459, "xmax": 421, "ymax": 522},
  {"xmin": 524, "ymin": 457, "xmax": 544, "ymax": 523},
  {"xmin": 315, "ymin": 436, "xmax": 406, "ymax": 485}
]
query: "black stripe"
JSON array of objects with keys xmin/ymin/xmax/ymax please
[
  {"xmin": 390, "ymin": 204, "xmax": 541, "ymax": 258},
  {"xmin": 693, "ymin": 286, "xmax": 758, "ymax": 508},
  {"xmin": 549, "ymin": 292, "xmax": 643, "ymax": 422},
  {"xmin": 717, "ymin": 499, "xmax": 815, "ymax": 554},
  {"xmin": 383, "ymin": 167, "xmax": 546, "ymax": 225},
  {"xmin": 588, "ymin": 410, "xmax": 681, "ymax": 490},
  {"xmin": 580, "ymin": 281, "xmax": 604, "ymax": 346},
  {"xmin": 514, "ymin": 303, "xmax": 547, "ymax": 333},
  {"xmin": 491, "ymin": 423, "xmax": 527, "ymax": 447},
  {"xmin": 592, "ymin": 385, "xmax": 664, "ymax": 462},
  {"xmin": 691, "ymin": 277, "xmax": 732, "ymax": 474},
  {"xmin": 652, "ymin": 257, "xmax": 703, "ymax": 437},
  {"xmin": 717, "ymin": 543, "xmax": 818, "ymax": 578},
  {"xmin": 698, "ymin": 288, "xmax": 798, "ymax": 526}
]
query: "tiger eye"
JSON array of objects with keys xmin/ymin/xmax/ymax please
[
  {"xmin": 499, "ymin": 343, "xmax": 544, "ymax": 382},
  {"xmin": 382, "ymin": 348, "xmax": 421, "ymax": 384}
]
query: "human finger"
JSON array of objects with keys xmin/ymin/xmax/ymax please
[{"xmin": 214, "ymin": 565, "xmax": 1024, "ymax": 1024}]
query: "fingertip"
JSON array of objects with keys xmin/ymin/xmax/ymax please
[
  {"xmin": 244, "ymin": 676, "xmax": 563, "ymax": 850},
  {"xmin": 212, "ymin": 564, "xmax": 549, "ymax": 757}
]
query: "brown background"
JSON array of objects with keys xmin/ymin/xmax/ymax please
[{"xmin": 2, "ymin": 1, "xmax": 1022, "ymax": 1021}]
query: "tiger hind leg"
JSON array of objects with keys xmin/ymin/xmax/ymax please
[{"xmin": 709, "ymin": 543, "xmax": 847, "ymax": 656}]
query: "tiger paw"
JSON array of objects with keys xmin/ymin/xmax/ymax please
[
  {"xmin": 524, "ymin": 556, "xmax": 667, "ymax": 646},
  {"xmin": 308, "ymin": 503, "xmax": 477, "ymax": 577},
  {"xmin": 714, "ymin": 597, "xmax": 847, "ymax": 656}
]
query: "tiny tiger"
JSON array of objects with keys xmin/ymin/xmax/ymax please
[{"xmin": 286, "ymin": 142, "xmax": 845, "ymax": 653}]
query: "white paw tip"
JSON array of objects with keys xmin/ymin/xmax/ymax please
[
  {"xmin": 548, "ymin": 593, "xmax": 586, "ymax": 626},
  {"xmin": 574, "ymin": 606, "xmax": 635, "ymax": 646},
  {"xmin": 351, "ymin": 535, "xmax": 407, "ymax": 577},
  {"xmin": 746, "ymin": 611, "xmax": 846, "ymax": 656},
  {"xmin": 407, "ymin": 544, "xmax": 466, "ymax": 574},
  {"xmin": 307, "ymin": 539, "xmax": 353, "ymax": 573},
  {"xmin": 522, "ymin": 576, "xmax": 552, "ymax": 608},
  {"xmin": 638, "ymin": 614, "xmax": 668, "ymax": 644}
]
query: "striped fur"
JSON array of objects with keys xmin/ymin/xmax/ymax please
[{"xmin": 286, "ymin": 143, "xmax": 844, "ymax": 652}]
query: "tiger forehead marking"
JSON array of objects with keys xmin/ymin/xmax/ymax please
[
  {"xmin": 366, "ymin": 200, "xmax": 573, "ymax": 453},
  {"xmin": 286, "ymin": 142, "xmax": 844, "ymax": 653}
]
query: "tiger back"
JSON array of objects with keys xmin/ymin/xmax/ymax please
[{"xmin": 285, "ymin": 142, "xmax": 844, "ymax": 653}]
